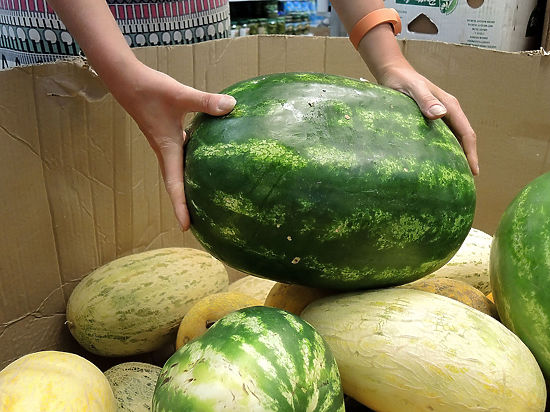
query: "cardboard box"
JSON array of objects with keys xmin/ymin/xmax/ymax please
[
  {"xmin": 543, "ymin": 0, "xmax": 550, "ymax": 50},
  {"xmin": 385, "ymin": 0, "xmax": 542, "ymax": 51},
  {"xmin": 1, "ymin": 35, "xmax": 550, "ymax": 370}
]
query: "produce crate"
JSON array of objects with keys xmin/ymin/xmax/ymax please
[{"xmin": 1, "ymin": 35, "xmax": 550, "ymax": 407}]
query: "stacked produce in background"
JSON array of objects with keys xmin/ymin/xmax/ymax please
[
  {"xmin": 1, "ymin": 72, "xmax": 550, "ymax": 411},
  {"xmin": 229, "ymin": 0, "xmax": 328, "ymax": 37}
]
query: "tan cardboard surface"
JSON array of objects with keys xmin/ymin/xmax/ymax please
[
  {"xmin": 543, "ymin": 0, "xmax": 550, "ymax": 51},
  {"xmin": 1, "ymin": 35, "xmax": 550, "ymax": 368}
]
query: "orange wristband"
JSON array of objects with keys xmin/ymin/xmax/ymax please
[{"xmin": 349, "ymin": 8, "xmax": 402, "ymax": 50}]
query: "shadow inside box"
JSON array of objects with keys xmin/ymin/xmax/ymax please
[
  {"xmin": 344, "ymin": 396, "xmax": 376, "ymax": 411},
  {"xmin": 58, "ymin": 325, "xmax": 176, "ymax": 372}
]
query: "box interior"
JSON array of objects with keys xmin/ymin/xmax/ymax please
[{"xmin": 1, "ymin": 35, "xmax": 550, "ymax": 369}]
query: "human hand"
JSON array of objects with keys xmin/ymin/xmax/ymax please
[
  {"xmin": 377, "ymin": 63, "xmax": 479, "ymax": 176},
  {"xmin": 110, "ymin": 62, "xmax": 236, "ymax": 231}
]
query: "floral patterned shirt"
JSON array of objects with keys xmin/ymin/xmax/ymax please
[{"xmin": 0, "ymin": 0, "xmax": 230, "ymax": 69}]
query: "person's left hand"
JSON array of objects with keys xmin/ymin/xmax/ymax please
[{"xmin": 377, "ymin": 64, "xmax": 479, "ymax": 176}]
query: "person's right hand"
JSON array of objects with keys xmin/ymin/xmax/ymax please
[
  {"xmin": 110, "ymin": 61, "xmax": 236, "ymax": 231},
  {"xmin": 376, "ymin": 61, "xmax": 479, "ymax": 176}
]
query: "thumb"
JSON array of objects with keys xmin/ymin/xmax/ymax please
[
  {"xmin": 407, "ymin": 87, "xmax": 447, "ymax": 120},
  {"xmin": 179, "ymin": 86, "xmax": 236, "ymax": 116}
]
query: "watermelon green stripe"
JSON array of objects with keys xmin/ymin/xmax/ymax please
[
  {"xmin": 185, "ymin": 72, "xmax": 475, "ymax": 290},
  {"xmin": 152, "ymin": 306, "xmax": 344, "ymax": 412},
  {"xmin": 490, "ymin": 171, "xmax": 550, "ymax": 379}
]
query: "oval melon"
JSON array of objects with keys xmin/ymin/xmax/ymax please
[
  {"xmin": 0, "ymin": 351, "xmax": 116, "ymax": 412},
  {"xmin": 301, "ymin": 288, "xmax": 546, "ymax": 411},
  {"xmin": 228, "ymin": 275, "xmax": 277, "ymax": 303},
  {"xmin": 264, "ymin": 282, "xmax": 336, "ymax": 315},
  {"xmin": 185, "ymin": 72, "xmax": 475, "ymax": 290},
  {"xmin": 424, "ymin": 227, "xmax": 492, "ymax": 294},
  {"xmin": 66, "ymin": 247, "xmax": 229, "ymax": 356},
  {"xmin": 402, "ymin": 277, "xmax": 498, "ymax": 318},
  {"xmin": 175, "ymin": 291, "xmax": 262, "ymax": 349}
]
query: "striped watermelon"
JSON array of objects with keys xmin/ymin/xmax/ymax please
[
  {"xmin": 184, "ymin": 72, "xmax": 476, "ymax": 290},
  {"xmin": 152, "ymin": 306, "xmax": 344, "ymax": 411},
  {"xmin": 490, "ymin": 171, "xmax": 550, "ymax": 379}
]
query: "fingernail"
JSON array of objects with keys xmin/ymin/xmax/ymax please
[
  {"xmin": 428, "ymin": 104, "xmax": 446, "ymax": 117},
  {"xmin": 217, "ymin": 95, "xmax": 236, "ymax": 112}
]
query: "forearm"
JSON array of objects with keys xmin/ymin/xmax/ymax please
[
  {"xmin": 46, "ymin": 0, "xmax": 142, "ymax": 91},
  {"xmin": 329, "ymin": 0, "xmax": 411, "ymax": 81}
]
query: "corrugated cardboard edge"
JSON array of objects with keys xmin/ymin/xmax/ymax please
[
  {"xmin": 543, "ymin": 0, "xmax": 550, "ymax": 51},
  {"xmin": 1, "ymin": 35, "xmax": 550, "ymax": 368}
]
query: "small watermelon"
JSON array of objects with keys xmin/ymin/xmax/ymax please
[{"xmin": 152, "ymin": 306, "xmax": 344, "ymax": 411}]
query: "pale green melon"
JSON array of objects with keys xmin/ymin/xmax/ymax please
[
  {"xmin": 104, "ymin": 362, "xmax": 161, "ymax": 412},
  {"xmin": 301, "ymin": 288, "xmax": 546, "ymax": 411},
  {"xmin": 66, "ymin": 247, "xmax": 229, "ymax": 356},
  {"xmin": 420, "ymin": 227, "xmax": 493, "ymax": 294},
  {"xmin": 228, "ymin": 275, "xmax": 277, "ymax": 303}
]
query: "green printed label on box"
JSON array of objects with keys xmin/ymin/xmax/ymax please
[{"xmin": 396, "ymin": 0, "xmax": 458, "ymax": 15}]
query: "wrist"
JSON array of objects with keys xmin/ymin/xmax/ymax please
[
  {"xmin": 95, "ymin": 55, "xmax": 147, "ymax": 102},
  {"xmin": 356, "ymin": 24, "xmax": 411, "ymax": 83}
]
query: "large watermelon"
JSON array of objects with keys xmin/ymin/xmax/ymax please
[
  {"xmin": 184, "ymin": 72, "xmax": 476, "ymax": 290},
  {"xmin": 152, "ymin": 306, "xmax": 344, "ymax": 411},
  {"xmin": 490, "ymin": 171, "xmax": 550, "ymax": 379}
]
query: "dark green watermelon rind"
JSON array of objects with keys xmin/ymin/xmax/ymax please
[
  {"xmin": 185, "ymin": 72, "xmax": 476, "ymax": 290},
  {"xmin": 490, "ymin": 172, "xmax": 550, "ymax": 379},
  {"xmin": 152, "ymin": 306, "xmax": 345, "ymax": 412}
]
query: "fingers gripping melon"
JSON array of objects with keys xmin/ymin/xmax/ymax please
[{"xmin": 185, "ymin": 72, "xmax": 476, "ymax": 290}]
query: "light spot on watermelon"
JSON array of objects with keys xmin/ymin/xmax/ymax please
[
  {"xmin": 319, "ymin": 210, "xmax": 371, "ymax": 241},
  {"xmin": 376, "ymin": 214, "xmax": 429, "ymax": 250},
  {"xmin": 194, "ymin": 139, "xmax": 307, "ymax": 170},
  {"xmin": 212, "ymin": 191, "xmax": 287, "ymax": 227},
  {"xmin": 239, "ymin": 342, "xmax": 278, "ymax": 379},
  {"xmin": 283, "ymin": 312, "xmax": 304, "ymax": 333},
  {"xmin": 519, "ymin": 292, "xmax": 550, "ymax": 362},
  {"xmin": 303, "ymin": 145, "xmax": 357, "ymax": 169}
]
